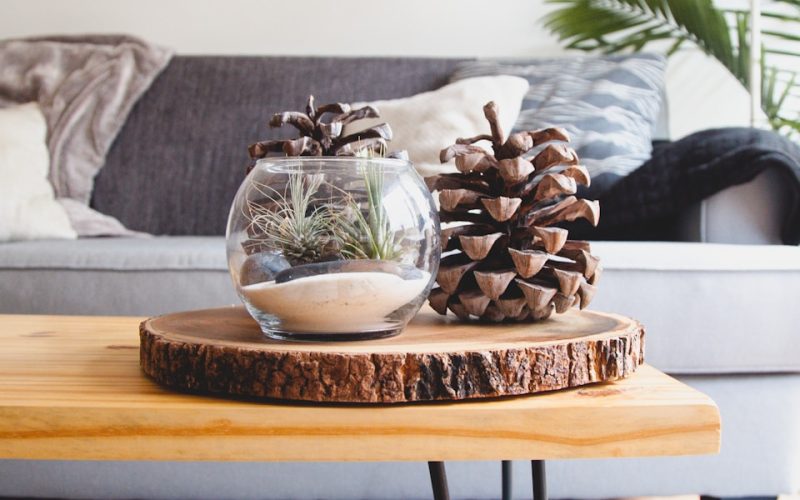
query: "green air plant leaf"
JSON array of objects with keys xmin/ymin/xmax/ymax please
[
  {"xmin": 543, "ymin": 0, "xmax": 800, "ymax": 139},
  {"xmin": 244, "ymin": 174, "xmax": 339, "ymax": 266},
  {"xmin": 338, "ymin": 162, "xmax": 402, "ymax": 261},
  {"xmin": 243, "ymin": 160, "xmax": 403, "ymax": 264}
]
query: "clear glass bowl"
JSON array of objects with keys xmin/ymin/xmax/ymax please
[{"xmin": 226, "ymin": 157, "xmax": 440, "ymax": 341}]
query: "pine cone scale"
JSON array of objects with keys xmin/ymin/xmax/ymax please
[{"xmin": 473, "ymin": 269, "xmax": 517, "ymax": 300}]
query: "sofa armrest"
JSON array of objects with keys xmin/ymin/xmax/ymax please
[{"xmin": 678, "ymin": 168, "xmax": 791, "ymax": 245}]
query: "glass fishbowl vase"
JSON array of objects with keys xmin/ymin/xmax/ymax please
[{"xmin": 226, "ymin": 157, "xmax": 440, "ymax": 341}]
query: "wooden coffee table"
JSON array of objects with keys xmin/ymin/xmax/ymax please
[{"xmin": 0, "ymin": 312, "xmax": 720, "ymax": 500}]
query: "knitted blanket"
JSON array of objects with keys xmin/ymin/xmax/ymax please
[{"xmin": 572, "ymin": 128, "xmax": 800, "ymax": 245}]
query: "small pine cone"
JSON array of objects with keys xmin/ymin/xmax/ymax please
[{"xmin": 426, "ymin": 101, "xmax": 601, "ymax": 322}]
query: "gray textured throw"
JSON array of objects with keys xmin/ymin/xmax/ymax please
[
  {"xmin": 0, "ymin": 35, "xmax": 172, "ymax": 236},
  {"xmin": 451, "ymin": 54, "xmax": 666, "ymax": 194}
]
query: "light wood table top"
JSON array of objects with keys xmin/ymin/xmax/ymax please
[{"xmin": 0, "ymin": 313, "xmax": 720, "ymax": 462}]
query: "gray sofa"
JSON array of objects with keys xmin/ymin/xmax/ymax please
[{"xmin": 1, "ymin": 56, "xmax": 799, "ymax": 499}]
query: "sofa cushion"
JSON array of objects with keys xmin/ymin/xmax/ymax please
[
  {"xmin": 450, "ymin": 53, "xmax": 667, "ymax": 195},
  {"xmin": 92, "ymin": 56, "xmax": 468, "ymax": 236},
  {"xmin": 1, "ymin": 238, "xmax": 797, "ymax": 374},
  {"xmin": 346, "ymin": 75, "xmax": 530, "ymax": 177},
  {"xmin": 0, "ymin": 237, "xmax": 237, "ymax": 316},
  {"xmin": 591, "ymin": 241, "xmax": 800, "ymax": 374},
  {"xmin": 0, "ymin": 103, "xmax": 76, "ymax": 242},
  {"xmin": 678, "ymin": 167, "xmax": 792, "ymax": 245}
]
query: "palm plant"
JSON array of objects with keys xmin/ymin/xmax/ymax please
[{"xmin": 543, "ymin": 0, "xmax": 800, "ymax": 138}]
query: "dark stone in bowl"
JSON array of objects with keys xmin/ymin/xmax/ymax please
[{"xmin": 240, "ymin": 253, "xmax": 291, "ymax": 286}]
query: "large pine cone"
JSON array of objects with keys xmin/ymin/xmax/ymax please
[{"xmin": 426, "ymin": 101, "xmax": 601, "ymax": 322}]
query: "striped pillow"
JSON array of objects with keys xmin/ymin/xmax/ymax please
[{"xmin": 451, "ymin": 54, "xmax": 666, "ymax": 194}]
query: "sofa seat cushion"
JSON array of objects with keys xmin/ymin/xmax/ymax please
[
  {"xmin": 0, "ymin": 236, "xmax": 237, "ymax": 316},
  {"xmin": 591, "ymin": 241, "xmax": 800, "ymax": 374},
  {"xmin": 1, "ymin": 238, "xmax": 798, "ymax": 374}
]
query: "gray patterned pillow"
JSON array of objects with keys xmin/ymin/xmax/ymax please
[{"xmin": 450, "ymin": 54, "xmax": 667, "ymax": 194}]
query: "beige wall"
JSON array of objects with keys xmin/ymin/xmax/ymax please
[
  {"xmin": 0, "ymin": 0, "xmax": 563, "ymax": 57},
  {"xmin": 1, "ymin": 0, "xmax": 765, "ymax": 137}
]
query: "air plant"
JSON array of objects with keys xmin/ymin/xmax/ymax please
[
  {"xmin": 244, "ymin": 174, "xmax": 340, "ymax": 265},
  {"xmin": 244, "ymin": 164, "xmax": 403, "ymax": 264},
  {"xmin": 337, "ymin": 163, "xmax": 402, "ymax": 261}
]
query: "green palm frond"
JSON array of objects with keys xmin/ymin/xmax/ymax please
[
  {"xmin": 543, "ymin": 0, "xmax": 800, "ymax": 139},
  {"xmin": 544, "ymin": 0, "xmax": 733, "ymax": 63}
]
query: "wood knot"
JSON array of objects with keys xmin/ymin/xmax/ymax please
[
  {"xmin": 22, "ymin": 331, "xmax": 55, "ymax": 338},
  {"xmin": 577, "ymin": 387, "xmax": 623, "ymax": 397}
]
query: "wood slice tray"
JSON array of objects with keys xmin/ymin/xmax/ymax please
[{"xmin": 140, "ymin": 306, "xmax": 645, "ymax": 403}]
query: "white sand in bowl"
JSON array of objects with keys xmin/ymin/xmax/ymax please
[{"xmin": 242, "ymin": 271, "xmax": 430, "ymax": 333}]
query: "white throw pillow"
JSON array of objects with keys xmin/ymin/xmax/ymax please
[
  {"xmin": 345, "ymin": 75, "xmax": 530, "ymax": 177},
  {"xmin": 0, "ymin": 103, "xmax": 76, "ymax": 241}
]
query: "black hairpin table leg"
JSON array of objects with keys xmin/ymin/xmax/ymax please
[
  {"xmin": 428, "ymin": 461, "xmax": 450, "ymax": 500},
  {"xmin": 532, "ymin": 460, "xmax": 547, "ymax": 500},
  {"xmin": 502, "ymin": 460, "xmax": 513, "ymax": 500}
]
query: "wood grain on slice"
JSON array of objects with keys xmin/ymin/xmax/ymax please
[
  {"xmin": 139, "ymin": 306, "xmax": 645, "ymax": 403},
  {"xmin": 0, "ymin": 312, "xmax": 718, "ymax": 462}
]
